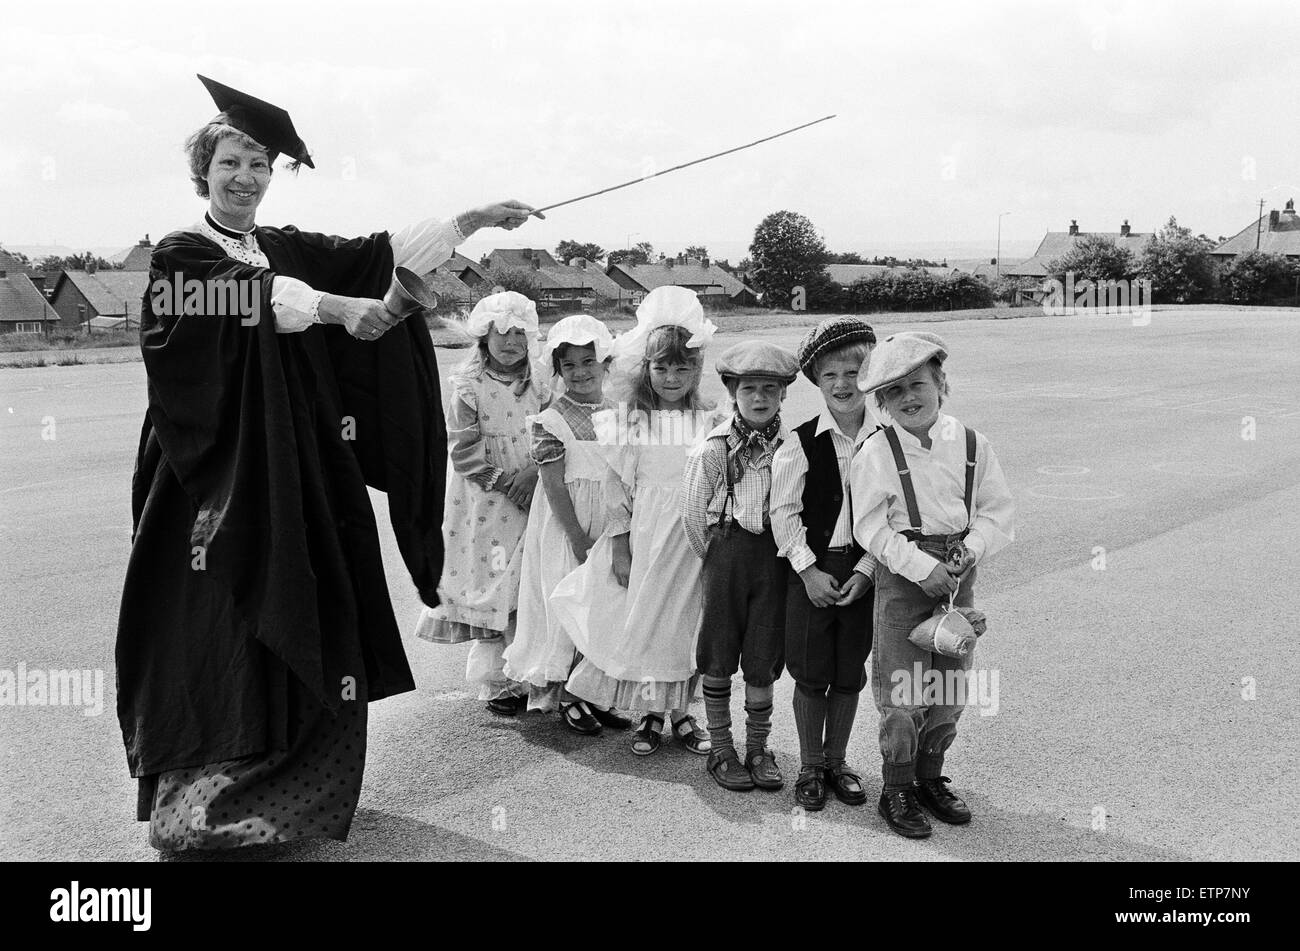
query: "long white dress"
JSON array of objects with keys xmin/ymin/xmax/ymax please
[
  {"xmin": 557, "ymin": 407, "xmax": 727, "ymax": 712},
  {"xmin": 501, "ymin": 395, "xmax": 619, "ymax": 710}
]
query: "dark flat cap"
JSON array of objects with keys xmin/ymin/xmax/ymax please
[
  {"xmin": 796, "ymin": 316, "xmax": 876, "ymax": 381},
  {"xmin": 716, "ymin": 340, "xmax": 800, "ymax": 384}
]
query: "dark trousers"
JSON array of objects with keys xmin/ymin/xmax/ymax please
[
  {"xmin": 697, "ymin": 526, "xmax": 786, "ymax": 687},
  {"xmin": 785, "ymin": 550, "xmax": 872, "ymax": 694}
]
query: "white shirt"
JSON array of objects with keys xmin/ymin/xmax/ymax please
[
  {"xmin": 770, "ymin": 406, "xmax": 878, "ymax": 578},
  {"xmin": 850, "ymin": 412, "xmax": 1014, "ymax": 584},
  {"xmin": 196, "ymin": 214, "xmax": 466, "ymax": 333}
]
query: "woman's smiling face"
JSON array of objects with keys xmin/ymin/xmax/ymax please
[{"xmin": 205, "ymin": 135, "xmax": 272, "ymax": 228}]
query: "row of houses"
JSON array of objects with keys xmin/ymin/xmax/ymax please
[
  {"xmin": 4, "ymin": 200, "xmax": 1298, "ymax": 332},
  {"xmin": 963, "ymin": 199, "xmax": 1300, "ymax": 283},
  {"xmin": 435, "ymin": 248, "xmax": 759, "ymax": 310}
]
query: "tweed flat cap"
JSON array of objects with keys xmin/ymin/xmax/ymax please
[
  {"xmin": 716, "ymin": 340, "xmax": 800, "ymax": 384},
  {"xmin": 857, "ymin": 331, "xmax": 948, "ymax": 393},
  {"xmin": 797, "ymin": 317, "xmax": 877, "ymax": 382}
]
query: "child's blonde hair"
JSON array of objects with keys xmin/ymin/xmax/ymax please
[{"xmin": 624, "ymin": 325, "xmax": 714, "ymax": 415}]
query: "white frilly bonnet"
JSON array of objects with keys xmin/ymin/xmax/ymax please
[
  {"xmin": 611, "ymin": 286, "xmax": 717, "ymax": 378},
  {"xmin": 543, "ymin": 313, "xmax": 616, "ymax": 365}
]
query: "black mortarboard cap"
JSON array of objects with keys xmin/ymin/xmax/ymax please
[{"xmin": 197, "ymin": 74, "xmax": 314, "ymax": 169}]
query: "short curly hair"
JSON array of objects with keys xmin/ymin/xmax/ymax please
[{"xmin": 183, "ymin": 115, "xmax": 301, "ymax": 198}]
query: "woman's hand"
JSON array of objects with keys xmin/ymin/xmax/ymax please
[
  {"xmin": 319, "ymin": 294, "xmax": 399, "ymax": 341},
  {"xmin": 612, "ymin": 533, "xmax": 632, "ymax": 588},
  {"xmin": 462, "ymin": 200, "xmax": 541, "ymax": 234}
]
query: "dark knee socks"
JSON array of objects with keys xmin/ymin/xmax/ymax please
[
  {"xmin": 744, "ymin": 683, "xmax": 774, "ymax": 754},
  {"xmin": 702, "ymin": 675, "xmax": 734, "ymax": 753},
  {"xmin": 793, "ymin": 683, "xmax": 829, "ymax": 769},
  {"xmin": 823, "ymin": 687, "xmax": 860, "ymax": 765}
]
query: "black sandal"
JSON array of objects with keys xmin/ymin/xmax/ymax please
[
  {"xmin": 670, "ymin": 715, "xmax": 711, "ymax": 755},
  {"xmin": 631, "ymin": 714, "xmax": 665, "ymax": 756},
  {"xmin": 591, "ymin": 707, "xmax": 632, "ymax": 730}
]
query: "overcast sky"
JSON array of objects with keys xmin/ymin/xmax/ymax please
[{"xmin": 3, "ymin": 0, "xmax": 1298, "ymax": 263}]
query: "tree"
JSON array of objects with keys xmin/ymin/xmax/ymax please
[
  {"xmin": 1220, "ymin": 251, "xmax": 1299, "ymax": 304},
  {"xmin": 554, "ymin": 240, "xmax": 605, "ymax": 265},
  {"xmin": 748, "ymin": 210, "xmax": 832, "ymax": 310},
  {"xmin": 480, "ymin": 265, "xmax": 541, "ymax": 302},
  {"xmin": 1046, "ymin": 234, "xmax": 1135, "ymax": 282},
  {"xmin": 37, "ymin": 252, "xmax": 118, "ymax": 271},
  {"xmin": 607, "ymin": 241, "xmax": 655, "ymax": 267},
  {"xmin": 1136, "ymin": 216, "xmax": 1217, "ymax": 303},
  {"xmin": 684, "ymin": 245, "xmax": 709, "ymax": 259},
  {"xmin": 827, "ymin": 251, "xmax": 866, "ymax": 264}
]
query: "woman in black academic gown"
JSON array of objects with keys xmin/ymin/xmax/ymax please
[{"xmin": 116, "ymin": 75, "xmax": 538, "ymax": 851}]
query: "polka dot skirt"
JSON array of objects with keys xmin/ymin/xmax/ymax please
[{"xmin": 146, "ymin": 701, "xmax": 367, "ymax": 852}]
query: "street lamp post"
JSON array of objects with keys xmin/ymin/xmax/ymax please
[{"xmin": 996, "ymin": 211, "xmax": 1011, "ymax": 280}]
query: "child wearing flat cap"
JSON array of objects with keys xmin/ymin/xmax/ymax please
[
  {"xmin": 771, "ymin": 317, "xmax": 878, "ymax": 812},
  {"xmin": 849, "ymin": 331, "xmax": 1014, "ymax": 838},
  {"xmin": 681, "ymin": 339, "xmax": 800, "ymax": 792}
]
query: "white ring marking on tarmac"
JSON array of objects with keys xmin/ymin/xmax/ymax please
[
  {"xmin": 1028, "ymin": 484, "xmax": 1122, "ymax": 501},
  {"xmin": 1036, "ymin": 465, "xmax": 1090, "ymax": 475}
]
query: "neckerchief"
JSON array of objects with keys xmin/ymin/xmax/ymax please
[{"xmin": 727, "ymin": 413, "xmax": 781, "ymax": 485}]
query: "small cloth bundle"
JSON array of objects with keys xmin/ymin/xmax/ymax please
[{"xmin": 908, "ymin": 604, "xmax": 988, "ymax": 658}]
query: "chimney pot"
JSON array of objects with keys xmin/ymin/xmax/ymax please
[
  {"xmin": 1068, "ymin": 220, "xmax": 1079, "ymax": 236},
  {"xmin": 1283, "ymin": 199, "xmax": 1296, "ymax": 216},
  {"xmin": 1270, "ymin": 210, "xmax": 1280, "ymax": 229},
  {"xmin": 1120, "ymin": 220, "xmax": 1131, "ymax": 237},
  {"xmin": 990, "ymin": 257, "xmax": 997, "ymax": 265}
]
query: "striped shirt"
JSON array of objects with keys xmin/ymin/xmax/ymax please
[
  {"xmin": 680, "ymin": 416, "xmax": 788, "ymax": 559},
  {"xmin": 770, "ymin": 406, "xmax": 879, "ymax": 579}
]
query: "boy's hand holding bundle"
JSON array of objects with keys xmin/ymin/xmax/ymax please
[{"xmin": 919, "ymin": 563, "xmax": 959, "ymax": 598}]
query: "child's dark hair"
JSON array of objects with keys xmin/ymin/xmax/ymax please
[
  {"xmin": 551, "ymin": 341, "xmax": 608, "ymax": 376},
  {"xmin": 874, "ymin": 357, "xmax": 949, "ymax": 409}
]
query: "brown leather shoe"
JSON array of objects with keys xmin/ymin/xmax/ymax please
[
  {"xmin": 914, "ymin": 776, "xmax": 972, "ymax": 824},
  {"xmin": 744, "ymin": 748, "xmax": 784, "ymax": 791},
  {"xmin": 878, "ymin": 787, "xmax": 933, "ymax": 838},
  {"xmin": 707, "ymin": 748, "xmax": 755, "ymax": 792}
]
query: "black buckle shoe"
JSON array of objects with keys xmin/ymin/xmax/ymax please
[
  {"xmin": 914, "ymin": 776, "xmax": 971, "ymax": 824},
  {"xmin": 877, "ymin": 787, "xmax": 933, "ymax": 839},
  {"xmin": 560, "ymin": 701, "xmax": 602, "ymax": 735},
  {"xmin": 794, "ymin": 766, "xmax": 827, "ymax": 811}
]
